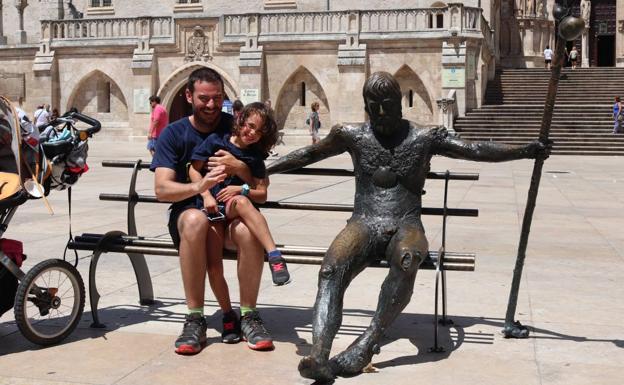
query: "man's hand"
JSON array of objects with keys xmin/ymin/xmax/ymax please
[
  {"xmin": 207, "ymin": 150, "xmax": 244, "ymax": 175},
  {"xmin": 195, "ymin": 165, "xmax": 226, "ymax": 195},
  {"xmin": 526, "ymin": 139, "xmax": 553, "ymax": 159},
  {"xmin": 216, "ymin": 185, "xmax": 242, "ymax": 202}
]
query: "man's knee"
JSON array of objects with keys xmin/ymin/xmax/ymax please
[
  {"xmin": 178, "ymin": 210, "xmax": 209, "ymax": 238},
  {"xmin": 395, "ymin": 247, "xmax": 425, "ymax": 272}
]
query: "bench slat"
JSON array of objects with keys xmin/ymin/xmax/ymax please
[
  {"xmin": 69, "ymin": 235, "xmax": 475, "ymax": 272},
  {"xmin": 100, "ymin": 160, "xmax": 479, "ymax": 181},
  {"xmin": 98, "ymin": 193, "xmax": 479, "ymax": 217}
]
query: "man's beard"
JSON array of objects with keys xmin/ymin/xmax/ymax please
[
  {"xmin": 192, "ymin": 105, "xmax": 219, "ymax": 127},
  {"xmin": 371, "ymin": 116, "xmax": 397, "ymax": 136}
]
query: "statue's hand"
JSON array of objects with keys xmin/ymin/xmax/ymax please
[{"xmin": 526, "ymin": 139, "xmax": 553, "ymax": 159}]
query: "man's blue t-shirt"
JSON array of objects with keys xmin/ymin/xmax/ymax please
[
  {"xmin": 191, "ymin": 132, "xmax": 266, "ymax": 202},
  {"xmin": 150, "ymin": 113, "xmax": 233, "ymax": 210}
]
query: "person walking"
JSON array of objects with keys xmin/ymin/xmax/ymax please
[
  {"xmin": 613, "ymin": 96, "xmax": 623, "ymax": 134},
  {"xmin": 569, "ymin": 46, "xmax": 579, "ymax": 69},
  {"xmin": 307, "ymin": 101, "xmax": 321, "ymax": 144},
  {"xmin": 544, "ymin": 45, "xmax": 554, "ymax": 69},
  {"xmin": 147, "ymin": 95, "xmax": 169, "ymax": 156}
]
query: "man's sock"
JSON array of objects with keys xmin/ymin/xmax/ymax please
[
  {"xmin": 267, "ymin": 249, "xmax": 282, "ymax": 261},
  {"xmin": 188, "ymin": 307, "xmax": 204, "ymax": 316},
  {"xmin": 240, "ymin": 306, "xmax": 256, "ymax": 316}
]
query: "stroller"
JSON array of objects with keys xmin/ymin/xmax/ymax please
[{"xmin": 0, "ymin": 96, "xmax": 100, "ymax": 345}]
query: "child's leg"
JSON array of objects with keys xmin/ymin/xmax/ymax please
[
  {"xmin": 205, "ymin": 221, "xmax": 232, "ymax": 312},
  {"xmin": 226, "ymin": 196, "xmax": 291, "ymax": 285},
  {"xmin": 225, "ymin": 196, "xmax": 277, "ymax": 253}
]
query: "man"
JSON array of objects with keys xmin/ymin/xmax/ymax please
[
  {"xmin": 33, "ymin": 104, "xmax": 50, "ymax": 131},
  {"xmin": 267, "ymin": 72, "xmax": 550, "ymax": 381},
  {"xmin": 151, "ymin": 67, "xmax": 273, "ymax": 355},
  {"xmin": 147, "ymin": 95, "xmax": 169, "ymax": 156},
  {"xmin": 544, "ymin": 45, "xmax": 554, "ymax": 69}
]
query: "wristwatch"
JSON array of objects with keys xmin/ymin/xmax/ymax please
[{"xmin": 241, "ymin": 184, "xmax": 250, "ymax": 196}]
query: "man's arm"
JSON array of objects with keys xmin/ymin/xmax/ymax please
[
  {"xmin": 433, "ymin": 128, "xmax": 550, "ymax": 162},
  {"xmin": 206, "ymin": 149, "xmax": 254, "ymax": 184},
  {"xmin": 154, "ymin": 166, "xmax": 226, "ymax": 203},
  {"xmin": 267, "ymin": 124, "xmax": 348, "ymax": 175}
]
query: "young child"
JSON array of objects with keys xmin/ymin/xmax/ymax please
[{"xmin": 189, "ymin": 102, "xmax": 290, "ymax": 287}]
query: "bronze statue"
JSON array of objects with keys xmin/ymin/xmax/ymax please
[{"xmin": 267, "ymin": 72, "xmax": 549, "ymax": 381}]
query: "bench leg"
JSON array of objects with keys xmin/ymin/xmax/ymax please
[
  {"xmin": 88, "ymin": 230, "xmax": 154, "ymax": 328},
  {"xmin": 430, "ymin": 268, "xmax": 446, "ymax": 353}
]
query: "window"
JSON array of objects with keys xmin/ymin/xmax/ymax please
[
  {"xmin": 178, "ymin": 0, "xmax": 200, "ymax": 3},
  {"xmin": 91, "ymin": 0, "xmax": 112, "ymax": 6},
  {"xmin": 264, "ymin": 0, "xmax": 297, "ymax": 9},
  {"xmin": 408, "ymin": 90, "xmax": 414, "ymax": 108},
  {"xmin": 174, "ymin": 0, "xmax": 203, "ymax": 12},
  {"xmin": 300, "ymin": 82, "xmax": 306, "ymax": 106}
]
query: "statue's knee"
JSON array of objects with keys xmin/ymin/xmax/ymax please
[
  {"xmin": 399, "ymin": 249, "xmax": 423, "ymax": 271},
  {"xmin": 319, "ymin": 264, "xmax": 337, "ymax": 279}
]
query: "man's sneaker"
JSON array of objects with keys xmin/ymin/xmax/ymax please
[
  {"xmin": 222, "ymin": 310, "xmax": 241, "ymax": 344},
  {"xmin": 175, "ymin": 313, "xmax": 207, "ymax": 355},
  {"xmin": 268, "ymin": 256, "xmax": 291, "ymax": 285},
  {"xmin": 240, "ymin": 311, "xmax": 274, "ymax": 351}
]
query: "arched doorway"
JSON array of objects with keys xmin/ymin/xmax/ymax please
[
  {"xmin": 67, "ymin": 70, "xmax": 129, "ymax": 126},
  {"xmin": 394, "ymin": 65, "xmax": 434, "ymax": 125},
  {"xmin": 275, "ymin": 66, "xmax": 330, "ymax": 131},
  {"xmin": 168, "ymin": 84, "xmax": 231, "ymax": 123}
]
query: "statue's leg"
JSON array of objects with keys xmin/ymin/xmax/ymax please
[
  {"xmin": 330, "ymin": 222, "xmax": 428, "ymax": 376},
  {"xmin": 299, "ymin": 220, "xmax": 372, "ymax": 382}
]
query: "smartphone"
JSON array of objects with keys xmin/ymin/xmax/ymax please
[{"xmin": 201, "ymin": 207, "xmax": 225, "ymax": 222}]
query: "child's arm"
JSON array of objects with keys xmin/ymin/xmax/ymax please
[
  {"xmin": 190, "ymin": 160, "xmax": 219, "ymax": 212},
  {"xmin": 215, "ymin": 177, "xmax": 268, "ymax": 204}
]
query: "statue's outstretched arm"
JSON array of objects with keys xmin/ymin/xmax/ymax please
[
  {"xmin": 434, "ymin": 128, "xmax": 550, "ymax": 162},
  {"xmin": 267, "ymin": 125, "xmax": 348, "ymax": 175}
]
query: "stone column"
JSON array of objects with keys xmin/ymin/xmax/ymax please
[
  {"xmin": 0, "ymin": 1, "xmax": 7, "ymax": 45},
  {"xmin": 130, "ymin": 18, "xmax": 157, "ymax": 139},
  {"xmin": 617, "ymin": 0, "xmax": 624, "ymax": 67},
  {"xmin": 336, "ymin": 11, "xmax": 367, "ymax": 124},
  {"xmin": 14, "ymin": 0, "xmax": 28, "ymax": 44},
  {"xmin": 581, "ymin": 29, "xmax": 590, "ymax": 67},
  {"xmin": 239, "ymin": 14, "xmax": 264, "ymax": 103}
]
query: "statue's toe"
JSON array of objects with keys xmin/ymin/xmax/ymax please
[{"xmin": 298, "ymin": 356, "xmax": 335, "ymax": 382}]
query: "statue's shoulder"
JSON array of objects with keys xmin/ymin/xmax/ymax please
[
  {"xmin": 410, "ymin": 123, "xmax": 449, "ymax": 141},
  {"xmin": 329, "ymin": 122, "xmax": 364, "ymax": 138}
]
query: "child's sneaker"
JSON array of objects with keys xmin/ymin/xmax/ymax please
[
  {"xmin": 222, "ymin": 310, "xmax": 241, "ymax": 344},
  {"xmin": 268, "ymin": 254, "xmax": 290, "ymax": 285}
]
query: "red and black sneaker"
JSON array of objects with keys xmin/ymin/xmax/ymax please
[
  {"xmin": 241, "ymin": 311, "xmax": 274, "ymax": 351},
  {"xmin": 222, "ymin": 310, "xmax": 241, "ymax": 344},
  {"xmin": 174, "ymin": 313, "xmax": 207, "ymax": 355},
  {"xmin": 268, "ymin": 256, "xmax": 291, "ymax": 286}
]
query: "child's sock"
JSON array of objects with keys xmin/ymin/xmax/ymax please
[{"xmin": 267, "ymin": 249, "xmax": 282, "ymax": 261}]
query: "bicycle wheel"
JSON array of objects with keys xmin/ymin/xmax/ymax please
[{"xmin": 14, "ymin": 259, "xmax": 85, "ymax": 345}]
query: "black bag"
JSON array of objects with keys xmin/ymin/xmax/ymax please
[{"xmin": 0, "ymin": 268, "xmax": 17, "ymax": 317}]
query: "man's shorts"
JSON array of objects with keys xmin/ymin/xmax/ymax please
[
  {"xmin": 167, "ymin": 203, "xmax": 195, "ymax": 249},
  {"xmin": 545, "ymin": 59, "xmax": 552, "ymax": 64}
]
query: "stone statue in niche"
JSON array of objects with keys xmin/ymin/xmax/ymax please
[
  {"xmin": 185, "ymin": 26, "xmax": 212, "ymax": 62},
  {"xmin": 581, "ymin": 0, "xmax": 591, "ymax": 25},
  {"xmin": 267, "ymin": 72, "xmax": 550, "ymax": 382},
  {"xmin": 537, "ymin": 1, "xmax": 544, "ymax": 18}
]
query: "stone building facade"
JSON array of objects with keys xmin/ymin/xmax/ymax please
[{"xmin": 0, "ymin": 0, "xmax": 621, "ymax": 142}]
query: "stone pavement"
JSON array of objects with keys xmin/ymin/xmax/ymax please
[{"xmin": 1, "ymin": 138, "xmax": 623, "ymax": 385}]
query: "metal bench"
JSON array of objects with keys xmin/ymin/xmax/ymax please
[{"xmin": 69, "ymin": 159, "xmax": 479, "ymax": 351}]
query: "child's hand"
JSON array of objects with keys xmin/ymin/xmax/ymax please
[
  {"xmin": 203, "ymin": 195, "xmax": 219, "ymax": 213},
  {"xmin": 216, "ymin": 185, "xmax": 242, "ymax": 202}
]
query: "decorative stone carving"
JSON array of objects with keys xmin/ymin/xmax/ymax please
[
  {"xmin": 581, "ymin": 0, "xmax": 591, "ymax": 25},
  {"xmin": 185, "ymin": 26, "xmax": 212, "ymax": 62}
]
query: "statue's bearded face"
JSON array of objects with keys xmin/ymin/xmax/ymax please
[{"xmin": 366, "ymin": 95, "xmax": 401, "ymax": 136}]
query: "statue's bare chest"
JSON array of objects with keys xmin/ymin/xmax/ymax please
[{"xmin": 351, "ymin": 134, "xmax": 426, "ymax": 188}]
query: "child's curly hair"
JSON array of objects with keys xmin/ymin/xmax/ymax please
[{"xmin": 233, "ymin": 101, "xmax": 278, "ymax": 158}]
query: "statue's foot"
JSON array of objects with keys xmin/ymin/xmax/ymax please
[
  {"xmin": 298, "ymin": 356, "xmax": 335, "ymax": 382},
  {"xmin": 329, "ymin": 342, "xmax": 376, "ymax": 377},
  {"xmin": 502, "ymin": 321, "xmax": 530, "ymax": 339}
]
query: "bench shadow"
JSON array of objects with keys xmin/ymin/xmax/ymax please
[{"xmin": 1, "ymin": 300, "xmax": 622, "ymax": 368}]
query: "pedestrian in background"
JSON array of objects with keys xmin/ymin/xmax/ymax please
[
  {"xmin": 569, "ymin": 46, "xmax": 579, "ymax": 69},
  {"xmin": 544, "ymin": 45, "xmax": 554, "ymax": 69},
  {"xmin": 613, "ymin": 96, "xmax": 623, "ymax": 134},
  {"xmin": 148, "ymin": 95, "xmax": 169, "ymax": 156},
  {"xmin": 307, "ymin": 101, "xmax": 321, "ymax": 144}
]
